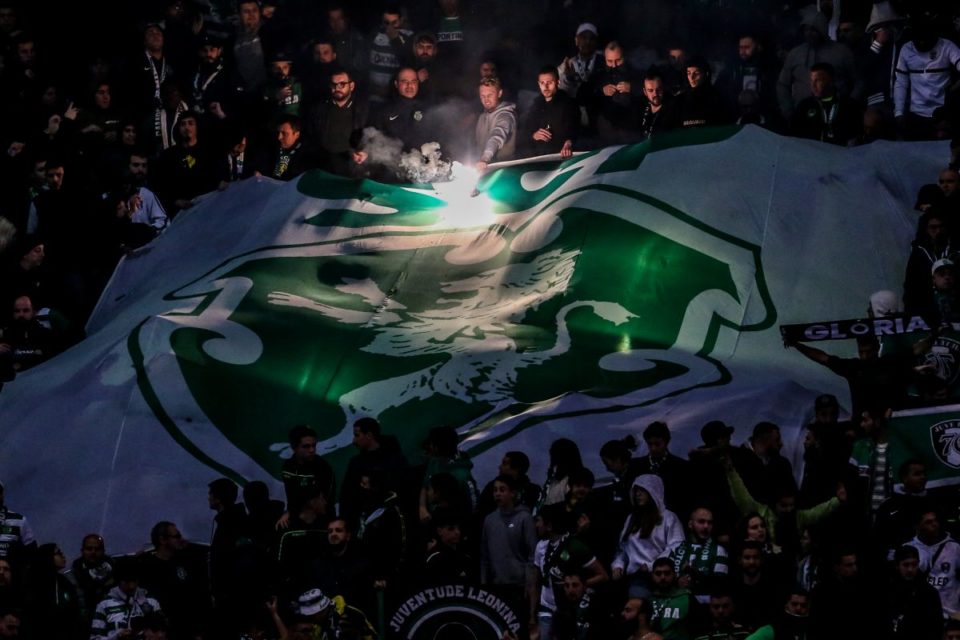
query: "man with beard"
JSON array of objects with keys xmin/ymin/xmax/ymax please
[
  {"xmin": 191, "ymin": 32, "xmax": 233, "ymax": 121},
  {"xmin": 307, "ymin": 518, "xmax": 373, "ymax": 615},
  {"xmin": 725, "ymin": 34, "xmax": 778, "ymax": 127},
  {"xmin": 302, "ymin": 37, "xmax": 338, "ymax": 104},
  {"xmin": 519, "ymin": 66, "xmax": 578, "ymax": 158},
  {"xmin": 0, "ymin": 294, "xmax": 54, "ymax": 382},
  {"xmin": 743, "ymin": 589, "xmax": 811, "ymax": 640},
  {"xmin": 894, "ymin": 13, "xmax": 960, "ymax": 140},
  {"xmin": 113, "ymin": 151, "xmax": 166, "ymax": 241},
  {"xmin": 67, "ymin": 534, "xmax": 114, "ymax": 623},
  {"xmin": 307, "ymin": 68, "xmax": 368, "ymax": 177},
  {"xmin": 475, "ymin": 76, "xmax": 516, "ymax": 172},
  {"xmin": 669, "ymin": 507, "xmax": 729, "ymax": 604},
  {"xmin": 639, "ymin": 72, "xmax": 677, "ymax": 139},
  {"xmin": 648, "ymin": 559, "xmax": 699, "ymax": 639}
]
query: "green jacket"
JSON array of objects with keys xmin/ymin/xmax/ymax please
[{"xmin": 725, "ymin": 466, "xmax": 839, "ymax": 543}]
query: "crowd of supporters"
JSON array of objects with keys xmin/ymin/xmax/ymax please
[{"xmin": 2, "ymin": 0, "xmax": 960, "ymax": 639}]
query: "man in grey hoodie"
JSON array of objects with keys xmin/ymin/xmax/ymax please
[
  {"xmin": 777, "ymin": 11, "xmax": 859, "ymax": 120},
  {"xmin": 475, "ymin": 77, "xmax": 516, "ymax": 172}
]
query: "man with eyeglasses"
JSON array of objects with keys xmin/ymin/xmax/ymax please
[
  {"xmin": 139, "ymin": 522, "xmax": 209, "ymax": 640},
  {"xmin": 368, "ymin": 5, "xmax": 412, "ymax": 101},
  {"xmin": 306, "ymin": 67, "xmax": 368, "ymax": 177}
]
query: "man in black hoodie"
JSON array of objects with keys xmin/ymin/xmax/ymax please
[
  {"xmin": 676, "ymin": 56, "xmax": 732, "ymax": 129},
  {"xmin": 883, "ymin": 545, "xmax": 943, "ymax": 639}
]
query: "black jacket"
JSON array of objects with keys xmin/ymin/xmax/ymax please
[{"xmin": 519, "ymin": 90, "xmax": 580, "ymax": 157}]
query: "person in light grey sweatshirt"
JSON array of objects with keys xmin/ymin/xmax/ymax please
[{"xmin": 475, "ymin": 77, "xmax": 516, "ymax": 172}]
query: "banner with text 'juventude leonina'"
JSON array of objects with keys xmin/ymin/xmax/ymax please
[{"xmin": 0, "ymin": 126, "xmax": 949, "ymax": 551}]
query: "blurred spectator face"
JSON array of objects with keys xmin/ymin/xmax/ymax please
[
  {"xmin": 239, "ymin": 1, "xmax": 261, "ymax": 31},
  {"xmin": 604, "ymin": 46, "xmax": 624, "ymax": 69},
  {"xmin": 0, "ymin": 559, "xmax": 11, "ymax": 586},
  {"xmin": 478, "ymin": 83, "xmax": 502, "ymax": 112},
  {"xmin": 940, "ymin": 169, "xmax": 959, "ymax": 197},
  {"xmin": 178, "ymin": 116, "xmax": 198, "ymax": 145},
  {"xmin": 643, "ymin": 78, "xmax": 664, "ymax": 106},
  {"xmin": 200, "ymin": 44, "xmax": 223, "ymax": 64},
  {"xmin": 632, "ymin": 486, "xmax": 651, "ymax": 507},
  {"xmin": 621, "ymin": 598, "xmax": 643, "ymax": 622},
  {"xmin": 708, "ymin": 596, "xmax": 734, "ymax": 624},
  {"xmin": 837, "ymin": 22, "xmax": 860, "ymax": 46},
  {"xmin": 934, "ymin": 264, "xmax": 955, "ymax": 292},
  {"xmin": 785, "ymin": 594, "xmax": 810, "ymax": 617},
  {"xmin": 897, "ymin": 555, "xmax": 919, "ymax": 580},
  {"xmin": 650, "ymin": 564, "xmax": 676, "ymax": 591},
  {"xmin": 81, "ymin": 535, "xmax": 105, "ymax": 564},
  {"xmin": 313, "ymin": 43, "xmax": 336, "ymax": 64},
  {"xmin": 271, "ymin": 60, "xmax": 292, "ymax": 79},
  {"xmin": 746, "ymin": 516, "xmax": 767, "ymax": 542},
  {"xmin": 327, "ymin": 8, "xmax": 347, "ymax": 34},
  {"xmin": 292, "ymin": 433, "xmax": 316, "ymax": 461},
  {"xmin": 0, "ymin": 613, "xmax": 20, "ymax": 638},
  {"xmin": 538, "ymin": 72, "xmax": 558, "ymax": 100},
  {"xmin": 739, "ymin": 547, "xmax": 762, "ymax": 576},
  {"xmin": 689, "ymin": 508, "xmax": 714, "ymax": 540},
  {"xmin": 330, "ymin": 73, "xmax": 354, "ymax": 103},
  {"xmin": 917, "ymin": 511, "xmax": 941, "ymax": 540},
  {"xmin": 129, "ymin": 154, "xmax": 149, "ymax": 181},
  {"xmin": 803, "ymin": 25, "xmax": 822, "ymax": 46},
  {"xmin": 144, "ymin": 26, "xmax": 164, "ymax": 53},
  {"xmin": 31, "ymin": 160, "xmax": 46, "ymax": 184},
  {"xmin": 834, "ymin": 553, "xmax": 857, "ymax": 579},
  {"xmin": 231, "ymin": 137, "xmax": 247, "ymax": 156},
  {"xmin": 160, "ymin": 524, "xmax": 187, "ymax": 552},
  {"xmin": 415, "ymin": 39, "xmax": 436, "ymax": 62},
  {"xmin": 163, "ymin": 84, "xmax": 184, "ymax": 110},
  {"xmin": 16, "ymin": 39, "xmax": 33, "ymax": 65},
  {"xmin": 686, "ymin": 65, "xmax": 706, "ymax": 89},
  {"xmin": 0, "ymin": 6, "xmax": 16, "ymax": 33},
  {"xmin": 667, "ymin": 48, "xmax": 686, "ymax": 70},
  {"xmin": 395, "ymin": 68, "xmax": 419, "ymax": 98},
  {"xmin": 738, "ymin": 36, "xmax": 758, "ymax": 61},
  {"xmin": 925, "ymin": 216, "xmax": 946, "ymax": 243},
  {"xmin": 492, "ymin": 480, "xmax": 516, "ymax": 508},
  {"xmin": 12, "ymin": 296, "xmax": 35, "ymax": 322},
  {"xmin": 479, "ymin": 61, "xmax": 497, "ymax": 79},
  {"xmin": 94, "ymin": 84, "xmax": 111, "ymax": 110},
  {"xmin": 143, "ymin": 629, "xmax": 167, "ymax": 640},
  {"xmin": 439, "ymin": 0, "xmax": 459, "ymax": 17},
  {"xmin": 121, "ymin": 124, "xmax": 138, "ymax": 146},
  {"xmin": 946, "ymin": 627, "xmax": 960, "ymax": 640},
  {"xmin": 809, "ymin": 69, "xmax": 834, "ymax": 99},
  {"xmin": 644, "ymin": 435, "xmax": 668, "ymax": 458},
  {"xmin": 862, "ymin": 108, "xmax": 883, "ymax": 139},
  {"xmin": 901, "ymin": 463, "xmax": 927, "ymax": 494},
  {"xmin": 41, "ymin": 85, "xmax": 57, "ymax": 106},
  {"xmin": 575, "ymin": 30, "xmax": 597, "ymax": 56},
  {"xmin": 52, "ymin": 547, "xmax": 66, "ymax": 570},
  {"xmin": 20, "ymin": 243, "xmax": 43, "ymax": 269},
  {"xmin": 437, "ymin": 523, "xmax": 460, "ymax": 546},
  {"xmin": 45, "ymin": 165, "xmax": 64, "ymax": 191},
  {"xmin": 327, "ymin": 519, "xmax": 349, "ymax": 546},
  {"xmin": 562, "ymin": 574, "xmax": 585, "ymax": 602},
  {"xmin": 381, "ymin": 11, "xmax": 402, "ymax": 38}
]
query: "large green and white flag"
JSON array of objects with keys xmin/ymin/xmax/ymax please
[{"xmin": 0, "ymin": 126, "xmax": 949, "ymax": 551}]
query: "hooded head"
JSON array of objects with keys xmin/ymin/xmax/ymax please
[
  {"xmin": 631, "ymin": 474, "xmax": 666, "ymax": 513},
  {"xmin": 801, "ymin": 12, "xmax": 829, "ymax": 46}
]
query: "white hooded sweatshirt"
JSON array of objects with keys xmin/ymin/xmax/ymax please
[{"xmin": 612, "ymin": 474, "xmax": 684, "ymax": 575}]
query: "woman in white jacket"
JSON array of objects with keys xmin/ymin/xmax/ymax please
[{"xmin": 611, "ymin": 474, "xmax": 685, "ymax": 597}]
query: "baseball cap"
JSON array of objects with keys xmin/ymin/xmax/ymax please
[
  {"xmin": 932, "ymin": 258, "xmax": 954, "ymax": 275},
  {"xmin": 700, "ymin": 420, "xmax": 734, "ymax": 446},
  {"xmin": 576, "ymin": 23, "xmax": 597, "ymax": 37},
  {"xmin": 298, "ymin": 588, "xmax": 331, "ymax": 616}
]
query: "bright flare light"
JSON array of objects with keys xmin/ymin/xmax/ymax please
[{"xmin": 430, "ymin": 162, "xmax": 497, "ymax": 228}]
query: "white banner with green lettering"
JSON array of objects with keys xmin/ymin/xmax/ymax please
[{"xmin": 0, "ymin": 126, "xmax": 950, "ymax": 551}]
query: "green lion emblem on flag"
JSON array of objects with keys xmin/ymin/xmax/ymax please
[{"xmin": 129, "ymin": 141, "xmax": 777, "ymax": 481}]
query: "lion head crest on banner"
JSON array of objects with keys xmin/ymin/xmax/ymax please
[{"xmin": 931, "ymin": 420, "xmax": 960, "ymax": 469}]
